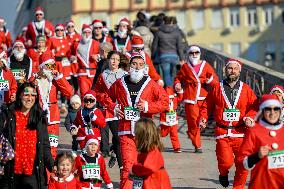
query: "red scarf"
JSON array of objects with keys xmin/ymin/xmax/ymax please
[{"xmin": 14, "ymin": 110, "xmax": 37, "ymax": 175}]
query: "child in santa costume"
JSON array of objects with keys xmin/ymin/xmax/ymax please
[
  {"xmin": 238, "ymin": 94, "xmax": 284, "ymax": 188},
  {"xmin": 74, "ymin": 134, "xmax": 114, "ymax": 189},
  {"xmin": 159, "ymin": 86, "xmax": 183, "ymax": 153},
  {"xmin": 269, "ymin": 85, "xmax": 284, "ymax": 121},
  {"xmin": 130, "ymin": 118, "xmax": 172, "ymax": 189},
  {"xmin": 70, "ymin": 90, "xmax": 106, "ymax": 149},
  {"xmin": 49, "ymin": 152, "xmax": 81, "ymax": 189}
]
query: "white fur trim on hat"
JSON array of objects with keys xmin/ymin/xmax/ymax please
[
  {"xmin": 82, "ymin": 28, "xmax": 92, "ymax": 32},
  {"xmin": 270, "ymin": 87, "xmax": 284, "ymax": 97},
  {"xmin": 260, "ymin": 99, "xmax": 282, "ymax": 110},
  {"xmin": 0, "ymin": 51, "xmax": 6, "ymax": 59},
  {"xmin": 35, "ymin": 10, "xmax": 44, "ymax": 15},
  {"xmin": 132, "ymin": 44, "xmax": 144, "ymax": 48},
  {"xmin": 225, "ymin": 60, "xmax": 242, "ymax": 69},
  {"xmin": 55, "ymin": 25, "xmax": 64, "ymax": 30},
  {"xmin": 70, "ymin": 94, "xmax": 82, "ymax": 105},
  {"xmin": 85, "ymin": 138, "xmax": 99, "ymax": 147},
  {"xmin": 39, "ymin": 59, "xmax": 55, "ymax": 68},
  {"xmin": 84, "ymin": 94, "xmax": 96, "ymax": 100},
  {"xmin": 92, "ymin": 22, "xmax": 103, "ymax": 28},
  {"xmin": 188, "ymin": 45, "xmax": 201, "ymax": 53},
  {"xmin": 13, "ymin": 41, "xmax": 24, "ymax": 49}
]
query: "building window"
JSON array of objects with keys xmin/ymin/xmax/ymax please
[
  {"xmin": 135, "ymin": 0, "xmax": 143, "ymax": 3},
  {"xmin": 246, "ymin": 43, "xmax": 258, "ymax": 62},
  {"xmin": 192, "ymin": 9, "xmax": 204, "ymax": 30},
  {"xmin": 211, "ymin": 43, "xmax": 224, "ymax": 52},
  {"xmin": 264, "ymin": 6, "xmax": 274, "ymax": 25},
  {"xmin": 211, "ymin": 9, "xmax": 223, "ymax": 29},
  {"xmin": 230, "ymin": 42, "xmax": 241, "ymax": 57},
  {"xmin": 264, "ymin": 41, "xmax": 276, "ymax": 67},
  {"xmin": 229, "ymin": 8, "xmax": 240, "ymax": 27},
  {"xmin": 247, "ymin": 8, "xmax": 258, "ymax": 27}
]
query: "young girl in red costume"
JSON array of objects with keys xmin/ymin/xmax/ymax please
[
  {"xmin": 130, "ymin": 118, "xmax": 172, "ymax": 189},
  {"xmin": 49, "ymin": 152, "xmax": 81, "ymax": 189},
  {"xmin": 74, "ymin": 134, "xmax": 114, "ymax": 189}
]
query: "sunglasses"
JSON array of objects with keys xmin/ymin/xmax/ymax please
[
  {"xmin": 56, "ymin": 29, "xmax": 64, "ymax": 32},
  {"xmin": 264, "ymin": 107, "xmax": 281, "ymax": 112},
  {"xmin": 84, "ymin": 98, "xmax": 95, "ymax": 103},
  {"xmin": 189, "ymin": 51, "xmax": 200, "ymax": 55},
  {"xmin": 36, "ymin": 13, "xmax": 43, "ymax": 16},
  {"xmin": 45, "ymin": 63, "xmax": 56, "ymax": 70},
  {"xmin": 67, "ymin": 25, "xmax": 74, "ymax": 28},
  {"xmin": 134, "ymin": 48, "xmax": 144, "ymax": 52},
  {"xmin": 94, "ymin": 27, "xmax": 103, "ymax": 29}
]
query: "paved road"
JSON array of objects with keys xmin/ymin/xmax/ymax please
[{"xmin": 58, "ymin": 116, "xmax": 237, "ymax": 189}]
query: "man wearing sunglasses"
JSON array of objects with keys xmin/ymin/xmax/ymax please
[
  {"xmin": 198, "ymin": 59, "xmax": 258, "ymax": 188},
  {"xmin": 269, "ymin": 85, "xmax": 284, "ymax": 121},
  {"xmin": 26, "ymin": 6, "xmax": 54, "ymax": 47}
]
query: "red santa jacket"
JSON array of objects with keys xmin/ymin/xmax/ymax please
[
  {"xmin": 27, "ymin": 48, "xmax": 52, "ymax": 73},
  {"xmin": 49, "ymin": 174, "xmax": 82, "ymax": 189},
  {"xmin": 26, "ymin": 20, "xmax": 55, "ymax": 46},
  {"xmin": 35, "ymin": 74, "xmax": 73, "ymax": 125},
  {"xmin": 73, "ymin": 40, "xmax": 100, "ymax": 77},
  {"xmin": 74, "ymin": 154, "xmax": 113, "ymax": 189},
  {"xmin": 8, "ymin": 55, "xmax": 36, "ymax": 80},
  {"xmin": 0, "ymin": 69, "xmax": 17, "ymax": 104},
  {"xmin": 112, "ymin": 35, "xmax": 132, "ymax": 52},
  {"xmin": 0, "ymin": 30, "xmax": 12, "ymax": 49},
  {"xmin": 174, "ymin": 61, "xmax": 218, "ymax": 104},
  {"xmin": 237, "ymin": 121, "xmax": 284, "ymax": 189},
  {"xmin": 67, "ymin": 33, "xmax": 81, "ymax": 77},
  {"xmin": 104, "ymin": 76, "xmax": 168, "ymax": 136},
  {"xmin": 66, "ymin": 32, "xmax": 81, "ymax": 47},
  {"xmin": 160, "ymin": 92, "xmax": 183, "ymax": 127},
  {"xmin": 132, "ymin": 147, "xmax": 172, "ymax": 189},
  {"xmin": 199, "ymin": 80, "xmax": 258, "ymax": 139}
]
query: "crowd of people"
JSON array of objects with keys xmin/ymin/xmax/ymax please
[{"xmin": 0, "ymin": 6, "xmax": 283, "ymax": 189}]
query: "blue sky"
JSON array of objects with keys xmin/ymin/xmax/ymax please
[{"xmin": 0, "ymin": 0, "xmax": 19, "ymax": 38}]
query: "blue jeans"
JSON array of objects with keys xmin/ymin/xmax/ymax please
[{"xmin": 160, "ymin": 54, "xmax": 179, "ymax": 87}]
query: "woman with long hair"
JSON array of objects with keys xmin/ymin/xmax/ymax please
[{"xmin": 0, "ymin": 82, "xmax": 54, "ymax": 189}]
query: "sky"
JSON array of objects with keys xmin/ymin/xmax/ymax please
[{"xmin": 0, "ymin": 0, "xmax": 20, "ymax": 38}]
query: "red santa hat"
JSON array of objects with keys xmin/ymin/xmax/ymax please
[
  {"xmin": 255, "ymin": 94, "xmax": 282, "ymax": 120},
  {"xmin": 35, "ymin": 6, "xmax": 44, "ymax": 15},
  {"xmin": 55, "ymin": 24, "xmax": 65, "ymax": 30},
  {"xmin": 84, "ymin": 90, "xmax": 96, "ymax": 100},
  {"xmin": 84, "ymin": 134, "xmax": 100, "ymax": 148},
  {"xmin": 82, "ymin": 24, "xmax": 92, "ymax": 33},
  {"xmin": 22, "ymin": 26, "xmax": 28, "ymax": 32},
  {"xmin": 119, "ymin": 17, "xmax": 130, "ymax": 26},
  {"xmin": 12, "ymin": 40, "xmax": 25, "ymax": 49},
  {"xmin": 66, "ymin": 20, "xmax": 75, "ymax": 27},
  {"xmin": 0, "ymin": 49, "xmax": 6, "ymax": 59},
  {"xmin": 39, "ymin": 52, "xmax": 55, "ymax": 68},
  {"xmin": 91, "ymin": 19, "xmax": 103, "ymax": 28},
  {"xmin": 187, "ymin": 45, "xmax": 201, "ymax": 54},
  {"xmin": 225, "ymin": 59, "xmax": 243, "ymax": 70},
  {"xmin": 270, "ymin": 85, "xmax": 284, "ymax": 99},
  {"xmin": 130, "ymin": 52, "xmax": 145, "ymax": 63},
  {"xmin": 131, "ymin": 35, "xmax": 144, "ymax": 48}
]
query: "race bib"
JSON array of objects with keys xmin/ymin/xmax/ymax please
[
  {"xmin": 133, "ymin": 176, "xmax": 143, "ymax": 189},
  {"xmin": 82, "ymin": 164, "xmax": 100, "ymax": 179},
  {"xmin": 166, "ymin": 111, "xmax": 177, "ymax": 126},
  {"xmin": 268, "ymin": 150, "xmax": 284, "ymax": 169},
  {"xmin": 223, "ymin": 109, "xmax": 240, "ymax": 122},
  {"xmin": 0, "ymin": 80, "xmax": 9, "ymax": 105},
  {"xmin": 48, "ymin": 134, "xmax": 59, "ymax": 147},
  {"xmin": 62, "ymin": 57, "xmax": 71, "ymax": 67},
  {"xmin": 124, "ymin": 107, "xmax": 140, "ymax": 121},
  {"xmin": 12, "ymin": 69, "xmax": 25, "ymax": 81}
]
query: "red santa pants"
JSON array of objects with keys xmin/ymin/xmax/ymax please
[
  {"xmin": 184, "ymin": 101, "xmax": 203, "ymax": 149},
  {"xmin": 216, "ymin": 137, "xmax": 248, "ymax": 189},
  {"xmin": 78, "ymin": 76, "xmax": 94, "ymax": 97},
  {"xmin": 119, "ymin": 135, "xmax": 138, "ymax": 189},
  {"xmin": 47, "ymin": 123, "xmax": 60, "ymax": 159},
  {"xmin": 160, "ymin": 125, "xmax": 181, "ymax": 150}
]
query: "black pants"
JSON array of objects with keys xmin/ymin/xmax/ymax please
[
  {"xmin": 0, "ymin": 173, "xmax": 39, "ymax": 189},
  {"xmin": 100, "ymin": 120, "xmax": 123, "ymax": 167},
  {"xmin": 72, "ymin": 135, "xmax": 78, "ymax": 151}
]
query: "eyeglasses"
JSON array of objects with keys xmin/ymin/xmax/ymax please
[
  {"xmin": 264, "ymin": 107, "xmax": 281, "ymax": 112},
  {"xmin": 84, "ymin": 98, "xmax": 95, "ymax": 103},
  {"xmin": 189, "ymin": 51, "xmax": 200, "ymax": 55},
  {"xmin": 94, "ymin": 27, "xmax": 103, "ymax": 30},
  {"xmin": 45, "ymin": 63, "xmax": 56, "ymax": 70},
  {"xmin": 36, "ymin": 13, "xmax": 43, "ymax": 16},
  {"xmin": 56, "ymin": 29, "xmax": 64, "ymax": 32}
]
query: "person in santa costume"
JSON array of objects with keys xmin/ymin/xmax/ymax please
[
  {"xmin": 174, "ymin": 45, "xmax": 218, "ymax": 153},
  {"xmin": 0, "ymin": 50, "xmax": 17, "ymax": 106},
  {"xmin": 26, "ymin": 6, "xmax": 54, "ymax": 47},
  {"xmin": 0, "ymin": 17, "xmax": 12, "ymax": 50},
  {"xmin": 71, "ymin": 24, "xmax": 100, "ymax": 97},
  {"xmin": 8, "ymin": 40, "xmax": 35, "ymax": 83},
  {"xmin": 159, "ymin": 86, "xmax": 183, "ymax": 153},
  {"xmin": 70, "ymin": 90, "xmax": 106, "ymax": 149},
  {"xmin": 238, "ymin": 94, "xmax": 284, "ymax": 188},
  {"xmin": 100, "ymin": 52, "xmax": 168, "ymax": 189},
  {"xmin": 15, "ymin": 26, "xmax": 28, "ymax": 48},
  {"xmin": 113, "ymin": 18, "xmax": 132, "ymax": 53},
  {"xmin": 91, "ymin": 19, "xmax": 112, "ymax": 44},
  {"xmin": 269, "ymin": 85, "xmax": 284, "ymax": 121},
  {"xmin": 199, "ymin": 59, "xmax": 258, "ymax": 188},
  {"xmin": 27, "ymin": 35, "xmax": 52, "ymax": 73},
  {"xmin": 74, "ymin": 134, "xmax": 114, "ymax": 189},
  {"xmin": 31, "ymin": 53, "xmax": 73, "ymax": 158}
]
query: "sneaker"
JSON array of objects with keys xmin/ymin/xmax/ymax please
[
  {"xmin": 174, "ymin": 148, "xmax": 182, "ymax": 153},
  {"xmin": 219, "ymin": 175, "xmax": 229, "ymax": 188},
  {"xmin": 194, "ymin": 148, "xmax": 203, "ymax": 153},
  {"xmin": 108, "ymin": 151, "xmax": 117, "ymax": 168}
]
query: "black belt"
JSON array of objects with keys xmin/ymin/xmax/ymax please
[
  {"xmin": 216, "ymin": 124, "xmax": 243, "ymax": 130},
  {"xmin": 79, "ymin": 67, "xmax": 96, "ymax": 70},
  {"xmin": 55, "ymin": 56, "xmax": 67, "ymax": 61}
]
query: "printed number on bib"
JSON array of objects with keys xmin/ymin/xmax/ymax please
[
  {"xmin": 166, "ymin": 111, "xmax": 177, "ymax": 126},
  {"xmin": 62, "ymin": 58, "xmax": 71, "ymax": 67},
  {"xmin": 268, "ymin": 150, "xmax": 284, "ymax": 169},
  {"xmin": 124, "ymin": 107, "xmax": 140, "ymax": 121},
  {"xmin": 132, "ymin": 176, "xmax": 143, "ymax": 189},
  {"xmin": 48, "ymin": 134, "xmax": 59, "ymax": 147},
  {"xmin": 82, "ymin": 164, "xmax": 100, "ymax": 179},
  {"xmin": 12, "ymin": 69, "xmax": 25, "ymax": 81},
  {"xmin": 223, "ymin": 109, "xmax": 240, "ymax": 122},
  {"xmin": 0, "ymin": 80, "xmax": 9, "ymax": 105}
]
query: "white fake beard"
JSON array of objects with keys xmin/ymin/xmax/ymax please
[
  {"xmin": 129, "ymin": 67, "xmax": 144, "ymax": 83},
  {"xmin": 42, "ymin": 69, "xmax": 53, "ymax": 81},
  {"xmin": 13, "ymin": 49, "xmax": 25, "ymax": 60},
  {"xmin": 82, "ymin": 36, "xmax": 91, "ymax": 43},
  {"xmin": 117, "ymin": 29, "xmax": 127, "ymax": 38},
  {"xmin": 188, "ymin": 56, "xmax": 200, "ymax": 66}
]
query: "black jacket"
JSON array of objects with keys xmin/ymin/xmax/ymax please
[{"xmin": 0, "ymin": 103, "xmax": 54, "ymax": 189}]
